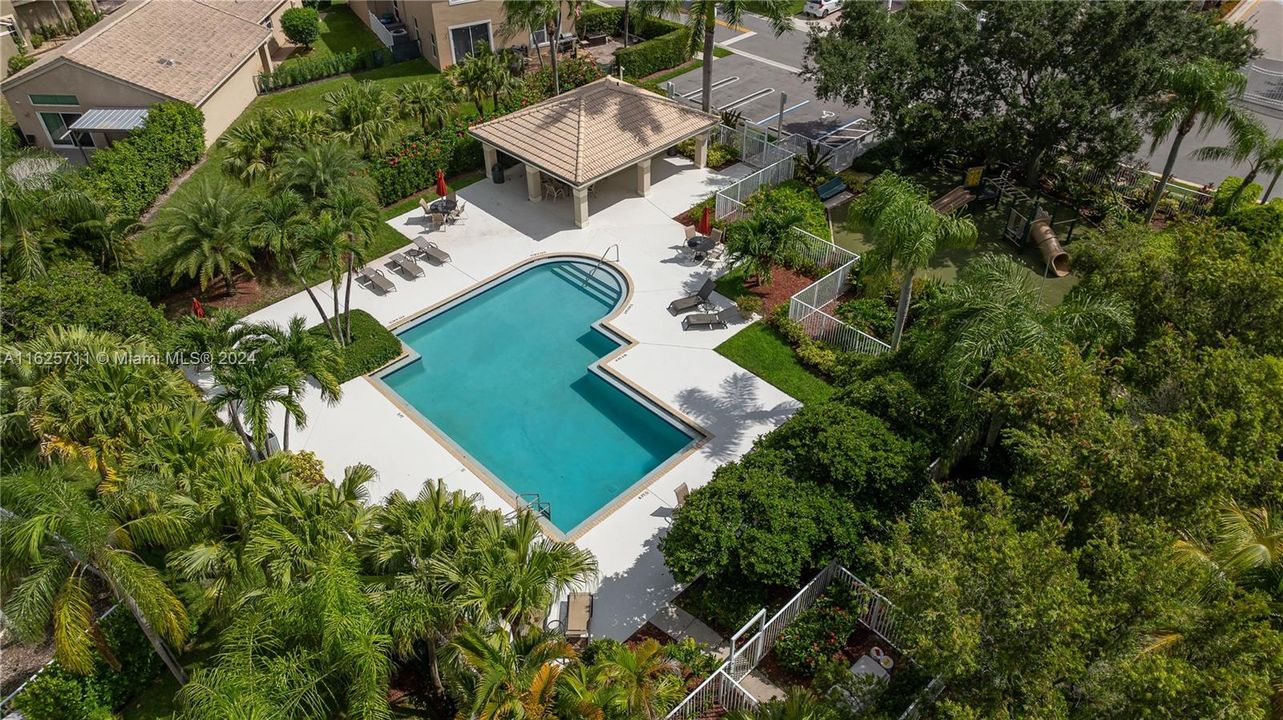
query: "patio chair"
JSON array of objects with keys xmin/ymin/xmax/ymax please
[
  {"xmin": 675, "ymin": 482, "xmax": 690, "ymax": 509},
  {"xmin": 419, "ymin": 197, "xmax": 433, "ymax": 218},
  {"xmin": 565, "ymin": 592, "xmax": 593, "ymax": 642},
  {"xmin": 702, "ymin": 243, "xmax": 725, "ymax": 266},
  {"xmin": 449, "ymin": 201, "xmax": 467, "ymax": 224},
  {"xmin": 668, "ymin": 278, "xmax": 715, "ymax": 314},
  {"xmin": 682, "ymin": 308, "xmax": 736, "ymax": 330},
  {"xmin": 412, "ymin": 236, "xmax": 451, "ymax": 264},
  {"xmin": 710, "ymin": 227, "xmax": 724, "ymax": 244},
  {"xmin": 388, "ymin": 252, "xmax": 424, "ymax": 279},
  {"xmin": 683, "ymin": 225, "xmax": 698, "ymax": 243},
  {"xmin": 358, "ymin": 267, "xmax": 396, "ymax": 294},
  {"xmin": 447, "ymin": 190, "xmax": 457, "ymax": 204},
  {"xmin": 430, "ymin": 212, "xmax": 447, "ymax": 231}
]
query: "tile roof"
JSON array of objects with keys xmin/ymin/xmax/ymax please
[
  {"xmin": 469, "ymin": 77, "xmax": 720, "ymax": 187},
  {"xmin": 2, "ymin": 0, "xmax": 275, "ymax": 105}
]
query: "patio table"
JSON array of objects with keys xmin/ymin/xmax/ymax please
[{"xmin": 429, "ymin": 198, "xmax": 457, "ymax": 214}]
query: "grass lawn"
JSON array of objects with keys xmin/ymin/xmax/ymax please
[
  {"xmin": 715, "ymin": 322, "xmax": 833, "ymax": 405},
  {"xmin": 276, "ymin": 6, "xmax": 384, "ymax": 71}
]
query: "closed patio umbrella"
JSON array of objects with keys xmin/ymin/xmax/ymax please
[
  {"xmin": 435, "ymin": 169, "xmax": 449, "ymax": 197},
  {"xmin": 698, "ymin": 206, "xmax": 712, "ymax": 235}
]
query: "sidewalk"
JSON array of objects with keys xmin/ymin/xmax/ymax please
[{"xmin": 648, "ymin": 603, "xmax": 786, "ymax": 701}]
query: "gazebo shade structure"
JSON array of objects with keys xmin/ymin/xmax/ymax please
[
  {"xmin": 63, "ymin": 108, "xmax": 149, "ymax": 136},
  {"xmin": 470, "ymin": 77, "xmax": 720, "ymax": 227}
]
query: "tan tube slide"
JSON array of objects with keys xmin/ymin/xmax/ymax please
[{"xmin": 1029, "ymin": 218, "xmax": 1070, "ymax": 277}]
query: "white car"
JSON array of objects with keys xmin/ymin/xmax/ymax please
[{"xmin": 803, "ymin": 0, "xmax": 842, "ymax": 18}]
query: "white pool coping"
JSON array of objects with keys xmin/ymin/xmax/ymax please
[{"xmin": 240, "ymin": 156, "xmax": 802, "ymax": 639}]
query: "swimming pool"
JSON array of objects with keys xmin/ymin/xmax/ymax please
[{"xmin": 377, "ymin": 257, "xmax": 699, "ymax": 536}]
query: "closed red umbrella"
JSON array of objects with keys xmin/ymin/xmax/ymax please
[
  {"xmin": 191, "ymin": 297, "xmax": 206, "ymax": 318},
  {"xmin": 698, "ymin": 206, "xmax": 712, "ymax": 235},
  {"xmin": 435, "ymin": 169, "xmax": 449, "ymax": 198}
]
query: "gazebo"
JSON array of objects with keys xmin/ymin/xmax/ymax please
[{"xmin": 470, "ymin": 76, "xmax": 721, "ymax": 228}]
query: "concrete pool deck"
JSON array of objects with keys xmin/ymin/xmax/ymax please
[{"xmin": 240, "ymin": 155, "xmax": 802, "ymax": 640}]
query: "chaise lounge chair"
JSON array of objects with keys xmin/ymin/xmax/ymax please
[
  {"xmin": 682, "ymin": 308, "xmax": 736, "ymax": 330},
  {"xmin": 388, "ymin": 252, "xmax": 424, "ymax": 279},
  {"xmin": 668, "ymin": 278, "xmax": 715, "ymax": 315},
  {"xmin": 358, "ymin": 267, "xmax": 396, "ymax": 294},
  {"xmin": 565, "ymin": 592, "xmax": 593, "ymax": 643},
  {"xmin": 412, "ymin": 236, "xmax": 451, "ymax": 264}
]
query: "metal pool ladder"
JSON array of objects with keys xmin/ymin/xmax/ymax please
[
  {"xmin": 512, "ymin": 493, "xmax": 551, "ymax": 521},
  {"xmin": 580, "ymin": 244, "xmax": 619, "ymax": 288}
]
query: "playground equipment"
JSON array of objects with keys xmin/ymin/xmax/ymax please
[
  {"xmin": 930, "ymin": 165, "xmax": 998, "ymax": 215},
  {"xmin": 989, "ymin": 175, "xmax": 1078, "ymax": 278}
]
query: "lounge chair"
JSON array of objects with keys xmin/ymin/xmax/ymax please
[
  {"xmin": 682, "ymin": 308, "xmax": 736, "ymax": 330},
  {"xmin": 412, "ymin": 236, "xmax": 451, "ymax": 264},
  {"xmin": 358, "ymin": 267, "xmax": 396, "ymax": 294},
  {"xmin": 388, "ymin": 252, "xmax": 423, "ymax": 279},
  {"xmin": 675, "ymin": 483, "xmax": 690, "ymax": 509},
  {"xmin": 565, "ymin": 592, "xmax": 593, "ymax": 642},
  {"xmin": 668, "ymin": 278, "xmax": 715, "ymax": 315}
]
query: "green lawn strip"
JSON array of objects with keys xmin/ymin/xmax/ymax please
[
  {"xmin": 715, "ymin": 322, "xmax": 834, "ymax": 405},
  {"xmin": 713, "ymin": 267, "xmax": 752, "ymax": 303},
  {"xmin": 713, "ymin": 46, "xmax": 733, "ymax": 59},
  {"xmin": 276, "ymin": 6, "xmax": 384, "ymax": 71}
]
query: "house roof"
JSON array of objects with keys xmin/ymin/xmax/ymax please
[
  {"xmin": 1, "ymin": 0, "xmax": 279, "ymax": 105},
  {"xmin": 469, "ymin": 77, "xmax": 720, "ymax": 187}
]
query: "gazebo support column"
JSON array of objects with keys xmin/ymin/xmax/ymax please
[
  {"xmin": 693, "ymin": 132, "xmax": 710, "ymax": 169},
  {"xmin": 258, "ymin": 44, "xmax": 274, "ymax": 74},
  {"xmin": 636, "ymin": 157, "xmax": 651, "ymax": 197},
  {"xmin": 483, "ymin": 144, "xmax": 498, "ymax": 181},
  {"xmin": 573, "ymin": 186, "xmax": 589, "ymax": 228},
  {"xmin": 525, "ymin": 163, "xmax": 543, "ymax": 202}
]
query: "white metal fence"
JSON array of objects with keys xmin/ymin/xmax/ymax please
[
  {"xmin": 368, "ymin": 10, "xmax": 395, "ymax": 47},
  {"xmin": 714, "ymin": 155, "xmax": 796, "ymax": 221},
  {"xmin": 787, "ymin": 228, "xmax": 892, "ymax": 356},
  {"xmin": 664, "ymin": 562, "xmax": 934, "ymax": 720},
  {"xmin": 1244, "ymin": 61, "xmax": 1283, "ymax": 112},
  {"xmin": 1056, "ymin": 158, "xmax": 1214, "ymax": 216}
]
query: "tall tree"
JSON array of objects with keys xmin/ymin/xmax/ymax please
[
  {"xmin": 276, "ymin": 141, "xmax": 364, "ymax": 204},
  {"xmin": 1, "ymin": 146, "xmax": 94, "ymax": 278},
  {"xmin": 1143, "ymin": 58, "xmax": 1246, "ymax": 223},
  {"xmin": 256, "ymin": 315, "xmax": 343, "ymax": 450},
  {"xmin": 251, "ymin": 191, "xmax": 339, "ymax": 342},
  {"xmin": 595, "ymin": 638, "xmax": 684, "ymax": 720},
  {"xmin": 210, "ymin": 355, "xmax": 304, "ymax": 458},
  {"xmin": 1195, "ymin": 116, "xmax": 1283, "ymax": 210},
  {"xmin": 299, "ymin": 212, "xmax": 351, "ymax": 347},
  {"xmin": 451, "ymin": 626, "xmax": 575, "ymax": 720},
  {"xmin": 0, "ymin": 462, "xmax": 192, "ymax": 684},
  {"xmin": 319, "ymin": 185, "xmax": 379, "ymax": 343},
  {"xmin": 687, "ymin": 2, "xmax": 792, "ymax": 113},
  {"xmin": 395, "ymin": 80, "xmax": 455, "ymax": 132},
  {"xmin": 849, "ymin": 172, "xmax": 977, "ymax": 350},
  {"xmin": 502, "ymin": 0, "xmax": 564, "ymax": 95},
  {"xmin": 324, "ymin": 81, "xmax": 399, "ymax": 156},
  {"xmin": 157, "ymin": 178, "xmax": 255, "ymax": 296}
]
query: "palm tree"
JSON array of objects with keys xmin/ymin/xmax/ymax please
[
  {"xmin": 556, "ymin": 661, "xmax": 623, "ymax": 720},
  {"xmin": 450, "ymin": 510, "xmax": 598, "ymax": 637},
  {"xmin": 324, "ymin": 81, "xmax": 399, "ymax": 156},
  {"xmin": 723, "ymin": 687, "xmax": 839, "ymax": 720},
  {"xmin": 366, "ymin": 480, "xmax": 488, "ymax": 696},
  {"xmin": 0, "ymin": 146, "xmax": 94, "ymax": 278},
  {"xmin": 502, "ymin": 0, "xmax": 564, "ymax": 95},
  {"xmin": 396, "ymin": 80, "xmax": 455, "ymax": 132},
  {"xmin": 1143, "ymin": 59, "xmax": 1246, "ymax": 223},
  {"xmin": 452, "ymin": 44, "xmax": 518, "ymax": 120},
  {"xmin": 70, "ymin": 209, "xmax": 141, "ymax": 273},
  {"xmin": 271, "ymin": 107, "xmax": 333, "ymax": 148},
  {"xmin": 687, "ymin": 2, "xmax": 792, "ymax": 113},
  {"xmin": 451, "ymin": 626, "xmax": 576, "ymax": 720},
  {"xmin": 276, "ymin": 141, "xmax": 363, "ymax": 204},
  {"xmin": 725, "ymin": 207, "xmax": 807, "ymax": 286},
  {"xmin": 319, "ymin": 185, "xmax": 379, "ymax": 343},
  {"xmin": 850, "ymin": 172, "xmax": 978, "ymax": 350},
  {"xmin": 157, "ymin": 178, "xmax": 256, "ymax": 296},
  {"xmin": 259, "ymin": 315, "xmax": 343, "ymax": 450},
  {"xmin": 596, "ymin": 638, "xmax": 684, "ymax": 720},
  {"xmin": 219, "ymin": 119, "xmax": 281, "ymax": 185},
  {"xmin": 1175, "ymin": 499, "xmax": 1283, "ymax": 596},
  {"xmin": 210, "ymin": 355, "xmax": 305, "ymax": 458},
  {"xmin": 1195, "ymin": 116, "xmax": 1283, "ymax": 211},
  {"xmin": 252, "ymin": 191, "xmax": 340, "ymax": 341},
  {"xmin": 298, "ymin": 212, "xmax": 350, "ymax": 346},
  {"xmin": 931, "ymin": 253, "xmax": 1132, "ymax": 389},
  {"xmin": 0, "ymin": 462, "xmax": 191, "ymax": 684}
]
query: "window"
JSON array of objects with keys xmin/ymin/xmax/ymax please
[
  {"xmin": 449, "ymin": 21, "xmax": 491, "ymax": 63},
  {"xmin": 39, "ymin": 111, "xmax": 94, "ymax": 148},
  {"xmin": 530, "ymin": 28, "xmax": 548, "ymax": 47},
  {"xmin": 430, "ymin": 32, "xmax": 437, "ymax": 58},
  {"xmin": 29, "ymin": 94, "xmax": 79, "ymax": 106}
]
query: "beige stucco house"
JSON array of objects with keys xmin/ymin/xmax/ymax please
[
  {"xmin": 348, "ymin": 0, "xmax": 571, "ymax": 71},
  {"xmin": 1, "ymin": 0, "xmax": 297, "ymax": 158}
]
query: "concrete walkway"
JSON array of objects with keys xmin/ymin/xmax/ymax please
[{"xmin": 647, "ymin": 603, "xmax": 786, "ymax": 701}]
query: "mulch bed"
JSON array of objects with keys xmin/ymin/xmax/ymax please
[
  {"xmin": 740, "ymin": 266, "xmax": 815, "ymax": 313},
  {"xmin": 626, "ymin": 621, "xmax": 678, "ymax": 646},
  {"xmin": 160, "ymin": 271, "xmax": 305, "ymax": 319}
]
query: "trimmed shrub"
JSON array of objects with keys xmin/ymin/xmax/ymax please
[
  {"xmin": 8, "ymin": 52, "xmax": 36, "ymax": 74},
  {"xmin": 1, "ymin": 261, "xmax": 171, "ymax": 342},
  {"xmin": 773, "ymin": 583, "xmax": 863, "ymax": 676},
  {"xmin": 615, "ymin": 16, "xmax": 691, "ymax": 79},
  {"xmin": 80, "ymin": 101, "xmax": 204, "ymax": 217},
  {"xmin": 835, "ymin": 297, "xmax": 895, "ymax": 338},
  {"xmin": 257, "ymin": 48, "xmax": 395, "ymax": 92},
  {"xmin": 281, "ymin": 7, "xmax": 321, "ymax": 47},
  {"xmin": 312, "ymin": 310, "xmax": 401, "ymax": 381},
  {"xmin": 369, "ymin": 122, "xmax": 483, "ymax": 205},
  {"xmin": 1212, "ymin": 176, "xmax": 1263, "ymax": 215},
  {"xmin": 578, "ymin": 6, "xmax": 624, "ymax": 36},
  {"xmin": 744, "ymin": 180, "xmax": 830, "ymax": 241},
  {"xmin": 1222, "ymin": 198, "xmax": 1283, "ymax": 246}
]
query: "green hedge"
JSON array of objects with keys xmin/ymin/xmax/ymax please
[
  {"xmin": 80, "ymin": 101, "xmax": 204, "ymax": 217},
  {"xmin": 256, "ymin": 48, "xmax": 399, "ymax": 92},
  {"xmin": 312, "ymin": 310, "xmax": 401, "ymax": 381},
  {"xmin": 369, "ymin": 122, "xmax": 483, "ymax": 205},
  {"xmin": 0, "ymin": 261, "xmax": 171, "ymax": 342},
  {"xmin": 615, "ymin": 16, "xmax": 691, "ymax": 79},
  {"xmin": 10, "ymin": 608, "xmax": 164, "ymax": 720},
  {"xmin": 578, "ymin": 6, "xmax": 623, "ymax": 36}
]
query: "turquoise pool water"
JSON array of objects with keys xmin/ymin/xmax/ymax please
[{"xmin": 379, "ymin": 258, "xmax": 696, "ymax": 535}]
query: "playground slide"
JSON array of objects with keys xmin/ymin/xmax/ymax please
[{"xmin": 1029, "ymin": 219, "xmax": 1070, "ymax": 277}]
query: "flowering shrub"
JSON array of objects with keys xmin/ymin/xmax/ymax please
[
  {"xmin": 772, "ymin": 583, "xmax": 862, "ymax": 676},
  {"xmin": 369, "ymin": 122, "xmax": 483, "ymax": 205}
]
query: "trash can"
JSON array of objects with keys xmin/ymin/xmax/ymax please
[{"xmin": 491, "ymin": 163, "xmax": 505, "ymax": 184}]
